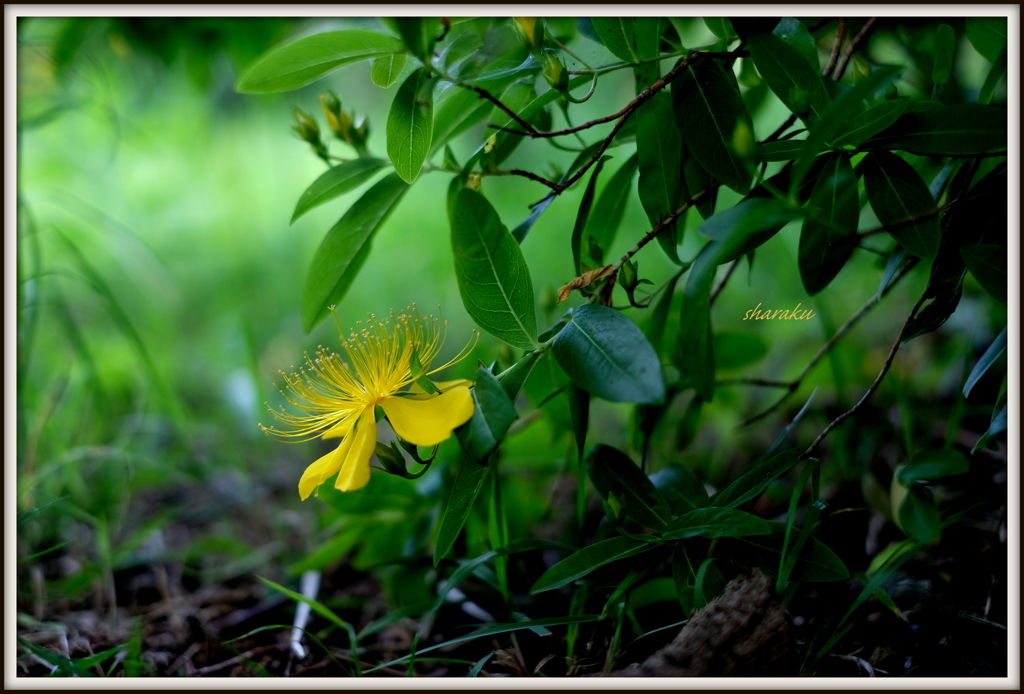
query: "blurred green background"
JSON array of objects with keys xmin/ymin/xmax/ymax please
[{"xmin": 16, "ymin": 15, "xmax": 1006, "ymax": 636}]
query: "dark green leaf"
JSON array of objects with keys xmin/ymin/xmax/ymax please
[
  {"xmin": 729, "ymin": 17, "xmax": 781, "ymax": 40},
  {"xmin": 963, "ymin": 326, "xmax": 1007, "ymax": 398},
  {"xmin": 966, "ymin": 17, "xmax": 1007, "ymax": 63},
  {"xmin": 647, "ymin": 271, "xmax": 681, "ymax": 356},
  {"xmin": 650, "ymin": 462, "xmax": 709, "ymax": 514},
  {"xmin": 692, "ymin": 557, "xmax": 727, "ymax": 609},
  {"xmin": 456, "ymin": 367, "xmax": 517, "ymax": 462},
  {"xmin": 861, "ymin": 103, "xmax": 1007, "ymax": 156},
  {"xmin": 831, "ymin": 99, "xmax": 909, "ymax": 148},
  {"xmin": 747, "ymin": 32, "xmax": 831, "ymax": 124},
  {"xmin": 451, "ymin": 188, "xmax": 537, "ymax": 350},
  {"xmin": 683, "ymin": 152, "xmax": 719, "ymax": 219},
  {"xmin": 877, "ymin": 246, "xmax": 907, "ymax": 300},
  {"xmin": 434, "ymin": 457, "xmax": 488, "ymax": 564},
  {"xmin": 630, "ymin": 18, "xmax": 662, "ymax": 92},
  {"xmin": 960, "ymin": 244, "xmax": 1007, "ymax": 303},
  {"xmin": 714, "ymin": 331, "xmax": 769, "ymax": 370},
  {"xmin": 896, "ymin": 448, "xmax": 969, "ymax": 484},
  {"xmin": 729, "ymin": 522, "xmax": 850, "ymax": 582},
  {"xmin": 932, "ymin": 24, "xmax": 956, "ymax": 86},
  {"xmin": 568, "ymin": 384, "xmax": 590, "ymax": 465},
  {"xmin": 571, "ymin": 156, "xmax": 611, "ymax": 274},
  {"xmin": 371, "ymin": 53, "xmax": 407, "ymax": 87},
  {"xmin": 773, "ymin": 18, "xmax": 818, "ymax": 70},
  {"xmin": 488, "ymin": 80, "xmax": 540, "ymax": 166},
  {"xmin": 585, "ymin": 154, "xmax": 639, "ymax": 261},
  {"xmin": 551, "ymin": 304, "xmax": 665, "ymax": 404},
  {"xmin": 756, "ymin": 139, "xmax": 806, "ymax": 162},
  {"xmin": 635, "ymin": 91, "xmax": 685, "ymax": 263},
  {"xmin": 466, "ymin": 652, "xmax": 493, "ymax": 677},
  {"xmin": 301, "ymin": 173, "xmax": 409, "ymax": 332},
  {"xmin": 973, "ymin": 402, "xmax": 1007, "ymax": 453},
  {"xmin": 590, "ymin": 17, "xmax": 640, "ymax": 63},
  {"xmin": 673, "ymin": 59, "xmax": 754, "ymax": 193},
  {"xmin": 498, "ymin": 350, "xmax": 540, "ymax": 400},
  {"xmin": 713, "ymin": 448, "xmax": 800, "ymax": 508},
  {"xmin": 697, "ymin": 197, "xmax": 795, "ymax": 245},
  {"xmin": 978, "ymin": 46, "xmax": 1007, "ymax": 105},
  {"xmin": 237, "ymin": 30, "xmax": 405, "ymax": 93},
  {"xmin": 662, "ymin": 507, "xmax": 771, "ymax": 540},
  {"xmin": 799, "ymin": 153, "xmax": 858, "ymax": 294},
  {"xmin": 386, "ymin": 67, "xmax": 435, "ymax": 183},
  {"xmin": 863, "ymin": 151, "xmax": 940, "ymax": 260},
  {"xmin": 291, "ymin": 158, "xmax": 388, "ymax": 223},
  {"xmin": 586, "ymin": 444, "xmax": 673, "ymax": 530},
  {"xmin": 897, "ymin": 487, "xmax": 941, "ymax": 544},
  {"xmin": 17, "ymin": 637, "xmax": 94, "ymax": 677},
  {"xmin": 530, "ymin": 536, "xmax": 656, "ymax": 593},
  {"xmin": 394, "ymin": 17, "xmax": 439, "ymax": 63}
]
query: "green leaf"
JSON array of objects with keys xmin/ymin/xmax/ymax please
[
  {"xmin": 647, "ymin": 270, "xmax": 681, "ymax": 356},
  {"xmin": 974, "ymin": 402, "xmax": 1007, "ymax": 453},
  {"xmin": 697, "ymin": 197, "xmax": 795, "ymax": 244},
  {"xmin": 370, "ymin": 53, "xmax": 407, "ymax": 88},
  {"xmin": 896, "ymin": 448, "xmax": 969, "ymax": 485},
  {"xmin": 683, "ymin": 152, "xmax": 719, "ymax": 219},
  {"xmin": 863, "ymin": 151, "xmax": 940, "ymax": 260},
  {"xmin": 799, "ymin": 153, "xmax": 858, "ymax": 294},
  {"xmin": 713, "ymin": 448, "xmax": 800, "ymax": 508},
  {"xmin": 877, "ymin": 246, "xmax": 907, "ymax": 300},
  {"xmin": 434, "ymin": 456, "xmax": 489, "ymax": 564},
  {"xmin": 755, "ymin": 139, "xmax": 805, "ymax": 162},
  {"xmin": 568, "ymin": 384, "xmax": 590, "ymax": 466},
  {"xmin": 17, "ymin": 637, "xmax": 95, "ymax": 677},
  {"xmin": 488, "ymin": 80, "xmax": 541, "ymax": 166},
  {"xmin": 635, "ymin": 91, "xmax": 685, "ymax": 263},
  {"xmin": 584, "ymin": 154, "xmax": 638, "ymax": 263},
  {"xmin": 571, "ymin": 156, "xmax": 611, "ymax": 274},
  {"xmin": 692, "ymin": 557, "xmax": 727, "ymax": 609},
  {"xmin": 861, "ymin": 103, "xmax": 1007, "ymax": 156},
  {"xmin": 291, "ymin": 158, "xmax": 388, "ymax": 223},
  {"xmin": 466, "ymin": 652, "xmax": 494, "ymax": 677},
  {"xmin": 497, "ymin": 350, "xmax": 540, "ymax": 400},
  {"xmin": 932, "ymin": 24, "xmax": 956, "ymax": 86},
  {"xmin": 897, "ymin": 487, "xmax": 941, "ymax": 544},
  {"xmin": 729, "ymin": 522, "xmax": 850, "ymax": 582},
  {"xmin": 960, "ymin": 244, "xmax": 1007, "ymax": 303},
  {"xmin": 590, "ymin": 17, "xmax": 640, "ymax": 63},
  {"xmin": 747, "ymin": 32, "xmax": 831, "ymax": 124},
  {"xmin": 456, "ymin": 367, "xmax": 517, "ymax": 462},
  {"xmin": 713, "ymin": 331, "xmax": 769, "ymax": 370},
  {"xmin": 966, "ymin": 17, "xmax": 1007, "ymax": 63},
  {"xmin": 673, "ymin": 59, "xmax": 754, "ymax": 193},
  {"xmin": 662, "ymin": 507, "xmax": 771, "ymax": 540},
  {"xmin": 773, "ymin": 18, "xmax": 818, "ymax": 70},
  {"xmin": 394, "ymin": 17, "xmax": 439, "ymax": 63},
  {"xmin": 831, "ymin": 99, "xmax": 909, "ymax": 148},
  {"xmin": 704, "ymin": 17, "xmax": 737, "ymax": 40},
  {"xmin": 630, "ymin": 18, "xmax": 663, "ymax": 91},
  {"xmin": 531, "ymin": 536, "xmax": 656, "ymax": 593},
  {"xmin": 451, "ymin": 188, "xmax": 537, "ymax": 350},
  {"xmin": 964, "ymin": 326, "xmax": 1007, "ymax": 398},
  {"xmin": 649, "ymin": 463, "xmax": 710, "ymax": 514},
  {"xmin": 586, "ymin": 444, "xmax": 673, "ymax": 530},
  {"xmin": 301, "ymin": 172, "xmax": 409, "ymax": 332},
  {"xmin": 551, "ymin": 304, "xmax": 665, "ymax": 404},
  {"xmin": 386, "ymin": 67, "xmax": 435, "ymax": 183},
  {"xmin": 237, "ymin": 30, "xmax": 405, "ymax": 93},
  {"xmin": 978, "ymin": 46, "xmax": 1007, "ymax": 105}
]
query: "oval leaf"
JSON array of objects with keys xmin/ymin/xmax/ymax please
[
  {"xmin": 586, "ymin": 444, "xmax": 672, "ymax": 530},
  {"xmin": 747, "ymin": 32, "xmax": 830, "ymax": 124},
  {"xmin": 291, "ymin": 158, "xmax": 388, "ymax": 223},
  {"xmin": 830, "ymin": 99, "xmax": 909, "ymax": 148},
  {"xmin": 861, "ymin": 103, "xmax": 1006, "ymax": 156},
  {"xmin": 799, "ymin": 153, "xmax": 859, "ymax": 294},
  {"xmin": 713, "ymin": 448, "xmax": 800, "ymax": 508},
  {"xmin": 237, "ymin": 30, "xmax": 404, "ymax": 93},
  {"xmin": 370, "ymin": 53, "xmax": 407, "ymax": 88},
  {"xmin": 387, "ymin": 67, "xmax": 435, "ymax": 183},
  {"xmin": 301, "ymin": 172, "xmax": 409, "ymax": 332},
  {"xmin": 584, "ymin": 153, "xmax": 638, "ymax": 264},
  {"xmin": 729, "ymin": 522, "xmax": 849, "ymax": 582},
  {"xmin": 963, "ymin": 326, "xmax": 1007, "ymax": 398},
  {"xmin": 960, "ymin": 244, "xmax": 1007, "ymax": 303},
  {"xmin": 530, "ymin": 536, "xmax": 655, "ymax": 593},
  {"xmin": 456, "ymin": 367, "xmax": 517, "ymax": 462},
  {"xmin": 551, "ymin": 304, "xmax": 665, "ymax": 404},
  {"xmin": 635, "ymin": 91, "xmax": 685, "ymax": 263},
  {"xmin": 863, "ymin": 151, "xmax": 940, "ymax": 260},
  {"xmin": 451, "ymin": 188, "xmax": 537, "ymax": 350}
]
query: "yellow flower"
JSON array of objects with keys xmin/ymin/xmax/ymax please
[{"xmin": 260, "ymin": 307, "xmax": 476, "ymax": 499}]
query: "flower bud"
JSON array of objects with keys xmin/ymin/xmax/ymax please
[
  {"xmin": 541, "ymin": 51, "xmax": 569, "ymax": 92},
  {"xmin": 513, "ymin": 17, "xmax": 544, "ymax": 49},
  {"xmin": 292, "ymin": 107, "xmax": 321, "ymax": 143}
]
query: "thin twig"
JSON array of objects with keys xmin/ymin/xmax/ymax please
[
  {"xmin": 709, "ymin": 259, "xmax": 739, "ymax": 305},
  {"xmin": 856, "ymin": 193, "xmax": 984, "ymax": 239},
  {"xmin": 799, "ymin": 289, "xmax": 929, "ymax": 458},
  {"xmin": 192, "ymin": 645, "xmax": 280, "ymax": 676},
  {"xmin": 823, "ymin": 18, "xmax": 846, "ymax": 77},
  {"xmin": 759, "ymin": 114, "xmax": 799, "ymax": 145},
  {"xmin": 740, "ymin": 259, "xmax": 918, "ymax": 426},
  {"xmin": 832, "ymin": 18, "xmax": 877, "ymax": 81}
]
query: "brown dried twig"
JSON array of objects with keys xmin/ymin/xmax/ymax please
[{"xmin": 832, "ymin": 18, "xmax": 877, "ymax": 81}]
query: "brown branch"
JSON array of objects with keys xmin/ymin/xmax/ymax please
[
  {"xmin": 823, "ymin": 18, "xmax": 846, "ymax": 77},
  {"xmin": 740, "ymin": 258, "xmax": 918, "ymax": 426},
  {"xmin": 508, "ymin": 168, "xmax": 562, "ymax": 191},
  {"xmin": 709, "ymin": 259, "xmax": 740, "ymax": 305},
  {"xmin": 799, "ymin": 289, "xmax": 930, "ymax": 459},
  {"xmin": 193, "ymin": 645, "xmax": 280, "ymax": 676},
  {"xmin": 832, "ymin": 18, "xmax": 877, "ymax": 81},
  {"xmin": 615, "ymin": 182, "xmax": 722, "ymax": 271},
  {"xmin": 759, "ymin": 114, "xmax": 799, "ymax": 145}
]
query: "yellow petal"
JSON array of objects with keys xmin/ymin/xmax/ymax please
[
  {"xmin": 408, "ymin": 378, "xmax": 474, "ymax": 396},
  {"xmin": 321, "ymin": 416, "xmax": 357, "ymax": 440},
  {"xmin": 298, "ymin": 436, "xmax": 354, "ymax": 501},
  {"xmin": 334, "ymin": 409, "xmax": 378, "ymax": 492},
  {"xmin": 380, "ymin": 385, "xmax": 475, "ymax": 447}
]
